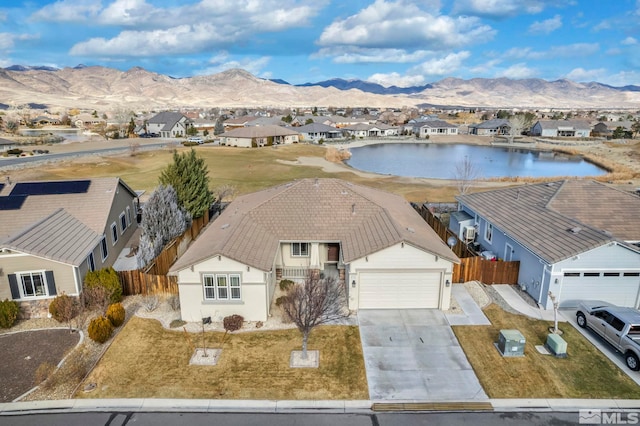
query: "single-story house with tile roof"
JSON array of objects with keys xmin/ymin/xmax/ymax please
[
  {"xmin": 0, "ymin": 178, "xmax": 139, "ymax": 318},
  {"xmin": 468, "ymin": 119, "xmax": 511, "ymax": 136},
  {"xmin": 451, "ymin": 180, "xmax": 640, "ymax": 309},
  {"xmin": 414, "ymin": 120, "xmax": 458, "ymax": 137},
  {"xmin": 170, "ymin": 178, "xmax": 459, "ymax": 322},
  {"xmin": 219, "ymin": 125, "xmax": 300, "ymax": 147},
  {"xmin": 295, "ymin": 122, "xmax": 344, "ymax": 142},
  {"xmin": 146, "ymin": 112, "xmax": 192, "ymax": 138},
  {"xmin": 530, "ymin": 120, "xmax": 591, "ymax": 138}
]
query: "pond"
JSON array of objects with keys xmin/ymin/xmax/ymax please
[
  {"xmin": 19, "ymin": 128, "xmax": 89, "ymax": 143},
  {"xmin": 345, "ymin": 143, "xmax": 607, "ymax": 179}
]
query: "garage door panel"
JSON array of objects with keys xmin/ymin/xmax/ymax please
[
  {"xmin": 359, "ymin": 271, "xmax": 441, "ymax": 309},
  {"xmin": 559, "ymin": 274, "xmax": 640, "ymax": 308}
]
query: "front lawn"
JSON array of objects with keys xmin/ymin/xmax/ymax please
[
  {"xmin": 453, "ymin": 304, "xmax": 640, "ymax": 398},
  {"xmin": 77, "ymin": 316, "xmax": 368, "ymax": 400}
]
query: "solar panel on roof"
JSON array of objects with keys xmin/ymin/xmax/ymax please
[
  {"xmin": 10, "ymin": 180, "xmax": 91, "ymax": 196},
  {"xmin": 0, "ymin": 195, "xmax": 27, "ymax": 210}
]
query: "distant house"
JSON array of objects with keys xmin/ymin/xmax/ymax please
[
  {"xmin": 592, "ymin": 121, "xmax": 635, "ymax": 138},
  {"xmin": 169, "ymin": 179, "xmax": 459, "ymax": 322},
  {"xmin": 0, "ymin": 178, "xmax": 139, "ymax": 318},
  {"xmin": 296, "ymin": 123, "xmax": 343, "ymax": 142},
  {"xmin": 322, "ymin": 116, "xmax": 369, "ymax": 128},
  {"xmin": 414, "ymin": 120, "xmax": 458, "ymax": 137},
  {"xmin": 219, "ymin": 125, "xmax": 300, "ymax": 147},
  {"xmin": 73, "ymin": 113, "xmax": 105, "ymax": 128},
  {"xmin": 530, "ymin": 120, "xmax": 591, "ymax": 137},
  {"xmin": 222, "ymin": 116, "xmax": 258, "ymax": 131},
  {"xmin": 451, "ymin": 180, "xmax": 640, "ymax": 310},
  {"xmin": 469, "ymin": 119, "xmax": 511, "ymax": 136},
  {"xmin": 31, "ymin": 116, "xmax": 61, "ymax": 126},
  {"xmin": 0, "ymin": 138, "xmax": 15, "ymax": 152},
  {"xmin": 147, "ymin": 112, "xmax": 192, "ymax": 138}
]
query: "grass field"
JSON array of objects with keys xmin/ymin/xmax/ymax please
[
  {"xmin": 7, "ymin": 144, "xmax": 460, "ymax": 202},
  {"xmin": 78, "ymin": 316, "xmax": 369, "ymax": 400},
  {"xmin": 453, "ymin": 304, "xmax": 640, "ymax": 399}
]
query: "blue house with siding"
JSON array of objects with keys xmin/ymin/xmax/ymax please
[{"xmin": 451, "ymin": 180, "xmax": 640, "ymax": 309}]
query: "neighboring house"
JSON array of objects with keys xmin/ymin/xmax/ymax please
[
  {"xmin": 322, "ymin": 116, "xmax": 369, "ymax": 128},
  {"xmin": 0, "ymin": 138, "xmax": 15, "ymax": 152},
  {"xmin": 469, "ymin": 119, "xmax": 511, "ymax": 136},
  {"xmin": 147, "ymin": 112, "xmax": 192, "ymax": 138},
  {"xmin": 530, "ymin": 120, "xmax": 591, "ymax": 137},
  {"xmin": 451, "ymin": 180, "xmax": 640, "ymax": 309},
  {"xmin": 222, "ymin": 116, "xmax": 258, "ymax": 131},
  {"xmin": 0, "ymin": 178, "xmax": 139, "ymax": 318},
  {"xmin": 73, "ymin": 113, "xmax": 105, "ymax": 128},
  {"xmin": 169, "ymin": 178, "xmax": 459, "ymax": 322},
  {"xmin": 31, "ymin": 116, "xmax": 61, "ymax": 126},
  {"xmin": 342, "ymin": 123, "xmax": 396, "ymax": 138},
  {"xmin": 219, "ymin": 125, "xmax": 300, "ymax": 147},
  {"xmin": 295, "ymin": 123, "xmax": 343, "ymax": 142},
  {"xmin": 592, "ymin": 121, "xmax": 635, "ymax": 138},
  {"xmin": 415, "ymin": 120, "xmax": 458, "ymax": 137}
]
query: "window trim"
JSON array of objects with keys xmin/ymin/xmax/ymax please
[
  {"xmin": 291, "ymin": 242, "xmax": 310, "ymax": 257},
  {"xmin": 202, "ymin": 273, "xmax": 241, "ymax": 301},
  {"xmin": 100, "ymin": 235, "xmax": 108, "ymax": 261},
  {"xmin": 111, "ymin": 222, "xmax": 118, "ymax": 245},
  {"xmin": 126, "ymin": 206, "xmax": 132, "ymax": 227},
  {"xmin": 87, "ymin": 252, "xmax": 96, "ymax": 272},
  {"xmin": 484, "ymin": 223, "xmax": 493, "ymax": 243},
  {"xmin": 17, "ymin": 270, "xmax": 48, "ymax": 299},
  {"xmin": 119, "ymin": 212, "xmax": 127, "ymax": 234}
]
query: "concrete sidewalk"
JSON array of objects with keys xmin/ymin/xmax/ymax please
[
  {"xmin": 492, "ymin": 285, "xmax": 556, "ymax": 321},
  {"xmin": 2, "ymin": 398, "xmax": 640, "ymax": 414},
  {"xmin": 445, "ymin": 285, "xmax": 491, "ymax": 326}
]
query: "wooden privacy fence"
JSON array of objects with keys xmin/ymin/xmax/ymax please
[
  {"xmin": 118, "ymin": 270, "xmax": 178, "ymax": 296},
  {"xmin": 452, "ymin": 256, "xmax": 520, "ymax": 285},
  {"xmin": 415, "ymin": 203, "xmax": 520, "ymax": 284}
]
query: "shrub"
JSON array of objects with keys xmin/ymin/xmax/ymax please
[
  {"xmin": 34, "ymin": 362, "xmax": 55, "ymax": 386},
  {"xmin": 84, "ymin": 267, "xmax": 122, "ymax": 304},
  {"xmin": 88, "ymin": 316, "xmax": 113, "ymax": 344},
  {"xmin": 7, "ymin": 148, "xmax": 23, "ymax": 155},
  {"xmin": 170, "ymin": 319, "xmax": 186, "ymax": 328},
  {"xmin": 106, "ymin": 303, "xmax": 125, "ymax": 327},
  {"xmin": 167, "ymin": 294, "xmax": 180, "ymax": 311},
  {"xmin": 223, "ymin": 314, "xmax": 244, "ymax": 332},
  {"xmin": 0, "ymin": 299, "xmax": 19, "ymax": 328},
  {"xmin": 141, "ymin": 295, "xmax": 159, "ymax": 312},
  {"xmin": 279, "ymin": 279, "xmax": 294, "ymax": 291},
  {"xmin": 49, "ymin": 294, "xmax": 79, "ymax": 324},
  {"xmin": 81, "ymin": 284, "xmax": 110, "ymax": 311}
]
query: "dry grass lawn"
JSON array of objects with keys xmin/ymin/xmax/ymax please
[
  {"xmin": 453, "ymin": 304, "xmax": 640, "ymax": 399},
  {"xmin": 78, "ymin": 316, "xmax": 368, "ymax": 400}
]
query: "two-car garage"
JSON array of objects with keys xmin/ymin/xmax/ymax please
[{"xmin": 357, "ymin": 270, "xmax": 444, "ymax": 309}]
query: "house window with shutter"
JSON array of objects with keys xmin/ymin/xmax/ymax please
[{"xmin": 8, "ymin": 271, "xmax": 56, "ymax": 299}]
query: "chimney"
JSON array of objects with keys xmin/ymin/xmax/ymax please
[{"xmin": 351, "ymin": 203, "xmax": 356, "ymax": 214}]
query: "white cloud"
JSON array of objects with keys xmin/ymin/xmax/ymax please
[
  {"xmin": 30, "ymin": 0, "xmax": 102, "ymax": 22},
  {"xmin": 453, "ymin": 0, "xmax": 545, "ymax": 18},
  {"xmin": 528, "ymin": 14, "xmax": 562, "ymax": 34},
  {"xmin": 565, "ymin": 67, "xmax": 607, "ymax": 82},
  {"xmin": 499, "ymin": 63, "xmax": 536, "ymax": 79},
  {"xmin": 313, "ymin": 47, "xmax": 431, "ymax": 64},
  {"xmin": 504, "ymin": 43, "xmax": 599, "ymax": 60},
  {"xmin": 365, "ymin": 51, "xmax": 471, "ymax": 87},
  {"xmin": 318, "ymin": 0, "xmax": 495, "ymax": 50},
  {"xmin": 195, "ymin": 52, "xmax": 271, "ymax": 76},
  {"xmin": 0, "ymin": 32, "xmax": 38, "ymax": 51},
  {"xmin": 622, "ymin": 37, "xmax": 638, "ymax": 45},
  {"xmin": 594, "ymin": 70, "xmax": 640, "ymax": 87},
  {"xmin": 98, "ymin": 0, "xmax": 153, "ymax": 25}
]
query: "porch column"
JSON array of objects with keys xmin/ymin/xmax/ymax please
[{"xmin": 310, "ymin": 242, "xmax": 320, "ymax": 270}]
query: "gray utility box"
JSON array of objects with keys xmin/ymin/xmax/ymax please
[{"xmin": 496, "ymin": 329, "xmax": 526, "ymax": 357}]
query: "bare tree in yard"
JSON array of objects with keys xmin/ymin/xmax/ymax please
[
  {"xmin": 453, "ymin": 156, "xmax": 481, "ymax": 195},
  {"xmin": 507, "ymin": 114, "xmax": 528, "ymax": 142},
  {"xmin": 279, "ymin": 273, "xmax": 349, "ymax": 359}
]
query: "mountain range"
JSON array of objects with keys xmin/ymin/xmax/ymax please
[{"xmin": 1, "ymin": 65, "xmax": 639, "ymax": 111}]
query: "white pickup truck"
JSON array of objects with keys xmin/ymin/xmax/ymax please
[{"xmin": 576, "ymin": 301, "xmax": 640, "ymax": 371}]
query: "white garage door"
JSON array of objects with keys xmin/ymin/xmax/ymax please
[
  {"xmin": 358, "ymin": 271, "xmax": 441, "ymax": 309},
  {"xmin": 559, "ymin": 271, "xmax": 640, "ymax": 308}
]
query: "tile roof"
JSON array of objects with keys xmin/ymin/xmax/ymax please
[
  {"xmin": 417, "ymin": 120, "xmax": 457, "ymax": 128},
  {"xmin": 3, "ymin": 209, "xmax": 101, "ymax": 265},
  {"xmin": 170, "ymin": 178, "xmax": 459, "ymax": 273},
  {"xmin": 0, "ymin": 177, "xmax": 135, "ymax": 241},
  {"xmin": 296, "ymin": 123, "xmax": 343, "ymax": 133},
  {"xmin": 221, "ymin": 125, "xmax": 300, "ymax": 138},
  {"xmin": 456, "ymin": 180, "xmax": 640, "ymax": 264},
  {"xmin": 535, "ymin": 119, "xmax": 591, "ymax": 130},
  {"xmin": 469, "ymin": 119, "xmax": 511, "ymax": 129}
]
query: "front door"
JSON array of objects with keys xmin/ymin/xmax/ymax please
[{"xmin": 504, "ymin": 243, "xmax": 513, "ymax": 261}]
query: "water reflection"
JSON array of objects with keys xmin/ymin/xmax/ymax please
[{"xmin": 345, "ymin": 143, "xmax": 605, "ymax": 179}]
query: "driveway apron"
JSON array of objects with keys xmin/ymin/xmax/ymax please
[{"xmin": 358, "ymin": 309, "xmax": 487, "ymax": 401}]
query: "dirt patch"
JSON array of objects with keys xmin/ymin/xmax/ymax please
[{"xmin": 0, "ymin": 328, "xmax": 80, "ymax": 402}]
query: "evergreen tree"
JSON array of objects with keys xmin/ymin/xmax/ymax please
[
  {"xmin": 159, "ymin": 149, "xmax": 213, "ymax": 218},
  {"xmin": 137, "ymin": 185, "xmax": 190, "ymax": 268}
]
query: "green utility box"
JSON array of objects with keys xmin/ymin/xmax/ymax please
[
  {"xmin": 496, "ymin": 329, "xmax": 526, "ymax": 357},
  {"xmin": 546, "ymin": 333, "xmax": 568, "ymax": 358}
]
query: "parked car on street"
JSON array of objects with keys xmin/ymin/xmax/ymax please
[
  {"xmin": 187, "ymin": 136, "xmax": 204, "ymax": 144},
  {"xmin": 576, "ymin": 301, "xmax": 640, "ymax": 370}
]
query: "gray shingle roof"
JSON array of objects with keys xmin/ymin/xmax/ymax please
[
  {"xmin": 456, "ymin": 180, "xmax": 639, "ymax": 264},
  {"xmin": 469, "ymin": 119, "xmax": 511, "ymax": 129},
  {"xmin": 221, "ymin": 125, "xmax": 300, "ymax": 138},
  {"xmin": 418, "ymin": 120, "xmax": 457, "ymax": 129},
  {"xmin": 3, "ymin": 209, "xmax": 101, "ymax": 266},
  {"xmin": 170, "ymin": 179, "xmax": 459, "ymax": 273}
]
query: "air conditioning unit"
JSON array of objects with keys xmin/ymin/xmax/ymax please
[
  {"xmin": 463, "ymin": 225, "xmax": 476, "ymax": 242},
  {"xmin": 496, "ymin": 329, "xmax": 525, "ymax": 357}
]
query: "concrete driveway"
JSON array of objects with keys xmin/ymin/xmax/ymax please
[{"xmin": 358, "ymin": 309, "xmax": 488, "ymax": 401}]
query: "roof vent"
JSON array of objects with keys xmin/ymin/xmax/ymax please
[
  {"xmin": 221, "ymin": 223, "xmax": 230, "ymax": 230},
  {"xmin": 406, "ymin": 227, "xmax": 415, "ymax": 233},
  {"xmin": 568, "ymin": 226, "xmax": 581, "ymax": 234},
  {"xmin": 546, "ymin": 182, "xmax": 555, "ymax": 187},
  {"xmin": 351, "ymin": 203, "xmax": 356, "ymax": 214},
  {"xmin": 341, "ymin": 190, "xmax": 348, "ymax": 195}
]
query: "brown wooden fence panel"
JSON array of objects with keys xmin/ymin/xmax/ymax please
[
  {"xmin": 452, "ymin": 257, "xmax": 520, "ymax": 285},
  {"xmin": 416, "ymin": 204, "xmax": 475, "ymax": 258},
  {"xmin": 118, "ymin": 270, "xmax": 178, "ymax": 296}
]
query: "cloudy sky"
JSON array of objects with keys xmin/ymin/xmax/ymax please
[{"xmin": 1, "ymin": 0, "xmax": 639, "ymax": 86}]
